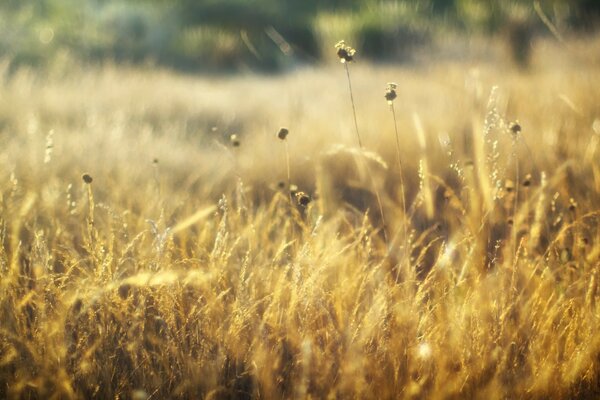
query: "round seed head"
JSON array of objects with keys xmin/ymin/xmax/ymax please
[
  {"xmin": 230, "ymin": 134, "xmax": 240, "ymax": 147},
  {"xmin": 569, "ymin": 198, "xmax": 578, "ymax": 212},
  {"xmin": 385, "ymin": 82, "xmax": 398, "ymax": 104},
  {"xmin": 385, "ymin": 89, "xmax": 397, "ymax": 104},
  {"xmin": 509, "ymin": 121, "xmax": 522, "ymax": 135},
  {"xmin": 295, "ymin": 191, "xmax": 311, "ymax": 207},
  {"xmin": 504, "ymin": 179, "xmax": 515, "ymax": 193},
  {"xmin": 82, "ymin": 173, "xmax": 93, "ymax": 184},
  {"xmin": 522, "ymin": 173, "xmax": 532, "ymax": 187},
  {"xmin": 335, "ymin": 40, "xmax": 356, "ymax": 63},
  {"xmin": 277, "ymin": 127, "xmax": 289, "ymax": 140}
]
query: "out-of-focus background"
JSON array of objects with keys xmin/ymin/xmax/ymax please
[{"xmin": 2, "ymin": 0, "xmax": 599, "ymax": 73}]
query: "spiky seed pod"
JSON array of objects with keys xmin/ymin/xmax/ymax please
[
  {"xmin": 277, "ymin": 128, "xmax": 289, "ymax": 140},
  {"xmin": 335, "ymin": 40, "xmax": 356, "ymax": 63},
  {"xmin": 82, "ymin": 173, "xmax": 93, "ymax": 184}
]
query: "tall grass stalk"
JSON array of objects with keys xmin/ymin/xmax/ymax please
[
  {"xmin": 339, "ymin": 47, "xmax": 387, "ymax": 242},
  {"xmin": 344, "ymin": 62, "xmax": 363, "ymax": 149},
  {"xmin": 390, "ymin": 101, "xmax": 409, "ymax": 278}
]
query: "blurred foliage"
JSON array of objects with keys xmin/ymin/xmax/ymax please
[{"xmin": 0, "ymin": 0, "xmax": 598, "ymax": 72}]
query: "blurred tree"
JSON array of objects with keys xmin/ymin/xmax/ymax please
[{"xmin": 1, "ymin": 0, "xmax": 598, "ymax": 72}]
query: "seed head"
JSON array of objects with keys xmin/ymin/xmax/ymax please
[
  {"xmin": 509, "ymin": 121, "xmax": 522, "ymax": 135},
  {"xmin": 230, "ymin": 134, "xmax": 240, "ymax": 147},
  {"xmin": 82, "ymin": 173, "xmax": 93, "ymax": 184},
  {"xmin": 385, "ymin": 82, "xmax": 398, "ymax": 104},
  {"xmin": 569, "ymin": 198, "xmax": 578, "ymax": 212},
  {"xmin": 335, "ymin": 40, "xmax": 356, "ymax": 63},
  {"xmin": 277, "ymin": 127, "xmax": 289, "ymax": 140},
  {"xmin": 295, "ymin": 191, "xmax": 311, "ymax": 207},
  {"xmin": 504, "ymin": 179, "xmax": 515, "ymax": 193},
  {"xmin": 522, "ymin": 173, "xmax": 532, "ymax": 187}
]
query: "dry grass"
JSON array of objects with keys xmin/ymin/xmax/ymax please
[{"xmin": 1, "ymin": 37, "xmax": 600, "ymax": 399}]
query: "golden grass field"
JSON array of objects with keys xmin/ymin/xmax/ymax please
[{"xmin": 1, "ymin": 36, "xmax": 600, "ymax": 399}]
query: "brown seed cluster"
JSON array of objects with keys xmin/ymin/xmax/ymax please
[
  {"xmin": 277, "ymin": 128, "xmax": 289, "ymax": 140},
  {"xmin": 385, "ymin": 82, "xmax": 398, "ymax": 104},
  {"xmin": 523, "ymin": 173, "xmax": 532, "ymax": 187},
  {"xmin": 82, "ymin": 173, "xmax": 93, "ymax": 184},
  {"xmin": 335, "ymin": 40, "xmax": 356, "ymax": 63},
  {"xmin": 295, "ymin": 191, "xmax": 311, "ymax": 207},
  {"xmin": 230, "ymin": 134, "xmax": 240, "ymax": 147},
  {"xmin": 509, "ymin": 121, "xmax": 522, "ymax": 135}
]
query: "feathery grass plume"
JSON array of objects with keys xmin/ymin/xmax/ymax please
[
  {"xmin": 413, "ymin": 113, "xmax": 434, "ymax": 219},
  {"xmin": 44, "ymin": 129, "xmax": 54, "ymax": 164},
  {"xmin": 82, "ymin": 173, "xmax": 96, "ymax": 251}
]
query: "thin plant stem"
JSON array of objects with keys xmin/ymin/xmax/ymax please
[
  {"xmin": 284, "ymin": 139, "xmax": 296, "ymax": 240},
  {"xmin": 285, "ymin": 140, "xmax": 291, "ymax": 191},
  {"xmin": 512, "ymin": 137, "xmax": 520, "ymax": 268},
  {"xmin": 391, "ymin": 103, "xmax": 408, "ymax": 280},
  {"xmin": 343, "ymin": 61, "xmax": 387, "ymax": 242},
  {"xmin": 344, "ymin": 62, "xmax": 362, "ymax": 148}
]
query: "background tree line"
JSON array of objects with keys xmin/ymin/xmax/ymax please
[{"xmin": 1, "ymin": 0, "xmax": 598, "ymax": 72}]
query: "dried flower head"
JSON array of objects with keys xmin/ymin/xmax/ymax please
[
  {"xmin": 385, "ymin": 82, "xmax": 397, "ymax": 104},
  {"xmin": 569, "ymin": 198, "xmax": 578, "ymax": 212},
  {"xmin": 230, "ymin": 134, "xmax": 240, "ymax": 147},
  {"xmin": 523, "ymin": 173, "xmax": 532, "ymax": 187},
  {"xmin": 277, "ymin": 127, "xmax": 289, "ymax": 140},
  {"xmin": 82, "ymin": 173, "xmax": 93, "ymax": 184},
  {"xmin": 118, "ymin": 283, "xmax": 131, "ymax": 300},
  {"xmin": 335, "ymin": 40, "xmax": 356, "ymax": 63},
  {"xmin": 509, "ymin": 121, "xmax": 522, "ymax": 135},
  {"xmin": 295, "ymin": 191, "xmax": 311, "ymax": 207}
]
